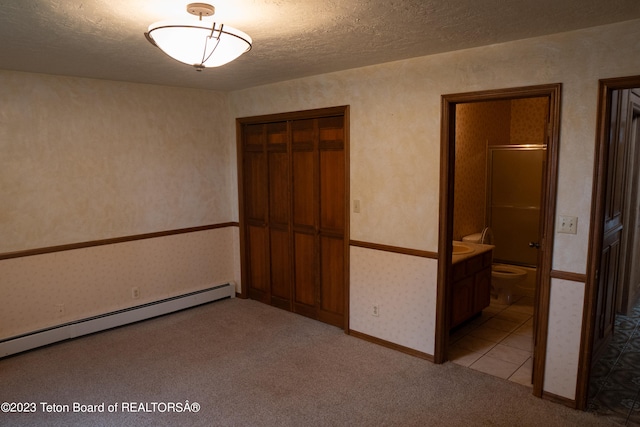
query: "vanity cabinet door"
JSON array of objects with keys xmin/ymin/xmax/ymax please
[
  {"xmin": 474, "ymin": 267, "xmax": 491, "ymax": 313},
  {"xmin": 451, "ymin": 276, "xmax": 474, "ymax": 327},
  {"xmin": 450, "ymin": 250, "xmax": 492, "ymax": 328}
]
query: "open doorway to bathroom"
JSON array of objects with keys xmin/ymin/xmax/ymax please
[{"xmin": 435, "ymin": 84, "xmax": 562, "ymax": 399}]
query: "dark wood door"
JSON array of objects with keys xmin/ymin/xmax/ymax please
[
  {"xmin": 617, "ymin": 91, "xmax": 640, "ymax": 315},
  {"xmin": 593, "ymin": 228, "xmax": 621, "ymax": 359},
  {"xmin": 317, "ymin": 117, "xmax": 346, "ymax": 326},
  {"xmin": 267, "ymin": 122, "xmax": 292, "ymax": 310},
  {"xmin": 239, "ymin": 108, "xmax": 348, "ymax": 328},
  {"xmin": 243, "ymin": 123, "xmax": 271, "ymax": 304},
  {"xmin": 592, "ymin": 90, "xmax": 630, "ymax": 360}
]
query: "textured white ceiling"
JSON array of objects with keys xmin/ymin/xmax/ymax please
[{"xmin": 1, "ymin": 0, "xmax": 639, "ymax": 91}]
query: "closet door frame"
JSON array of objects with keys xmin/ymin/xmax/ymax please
[{"xmin": 236, "ymin": 106, "xmax": 350, "ymax": 331}]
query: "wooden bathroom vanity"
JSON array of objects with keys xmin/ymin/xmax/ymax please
[{"xmin": 450, "ymin": 243, "xmax": 494, "ymax": 329}]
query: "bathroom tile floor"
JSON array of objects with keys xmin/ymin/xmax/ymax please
[
  {"xmin": 587, "ymin": 300, "xmax": 640, "ymax": 426},
  {"xmin": 448, "ymin": 296, "xmax": 534, "ymax": 387}
]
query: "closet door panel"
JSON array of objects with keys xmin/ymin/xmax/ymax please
[
  {"xmin": 270, "ymin": 228, "xmax": 291, "ymax": 305},
  {"xmin": 243, "ymin": 152, "xmax": 267, "ymax": 222},
  {"xmin": 247, "ymin": 225, "xmax": 269, "ymax": 302},
  {"xmin": 319, "ymin": 235, "xmax": 345, "ymax": 322},
  {"xmin": 268, "ymin": 151, "xmax": 289, "ymax": 225},
  {"xmin": 292, "ymin": 119, "xmax": 315, "ymax": 145},
  {"xmin": 294, "ymin": 233, "xmax": 316, "ymax": 307},
  {"xmin": 267, "ymin": 122, "xmax": 287, "ymax": 145},
  {"xmin": 317, "ymin": 116, "xmax": 345, "ymax": 327},
  {"xmin": 240, "ymin": 108, "xmax": 347, "ymax": 329},
  {"xmin": 267, "ymin": 144, "xmax": 291, "ymax": 307},
  {"xmin": 292, "ymin": 150, "xmax": 315, "ymax": 229},
  {"xmin": 319, "ymin": 149, "xmax": 345, "ymax": 232},
  {"xmin": 292, "ymin": 118, "xmax": 316, "ymax": 230},
  {"xmin": 243, "ymin": 123, "xmax": 264, "ymax": 148},
  {"xmin": 291, "ymin": 119, "xmax": 318, "ymax": 317},
  {"xmin": 242, "ymin": 123, "xmax": 269, "ymax": 302},
  {"xmin": 318, "ymin": 116, "xmax": 344, "ymax": 143}
]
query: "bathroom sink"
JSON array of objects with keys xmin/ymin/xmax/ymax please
[{"xmin": 452, "ymin": 242, "xmax": 474, "ymax": 255}]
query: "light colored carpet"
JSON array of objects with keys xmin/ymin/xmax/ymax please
[{"xmin": 0, "ymin": 298, "xmax": 616, "ymax": 426}]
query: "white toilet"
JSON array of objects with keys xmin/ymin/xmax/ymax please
[{"xmin": 462, "ymin": 228, "xmax": 528, "ymax": 305}]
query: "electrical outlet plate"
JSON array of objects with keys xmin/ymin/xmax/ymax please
[
  {"xmin": 372, "ymin": 304, "xmax": 379, "ymax": 316},
  {"xmin": 558, "ymin": 215, "xmax": 578, "ymax": 234},
  {"xmin": 132, "ymin": 287, "xmax": 140, "ymax": 299}
]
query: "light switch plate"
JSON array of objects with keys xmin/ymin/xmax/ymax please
[{"xmin": 558, "ymin": 215, "xmax": 578, "ymax": 234}]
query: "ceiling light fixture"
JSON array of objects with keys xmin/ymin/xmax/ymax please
[{"xmin": 145, "ymin": 3, "xmax": 252, "ymax": 71}]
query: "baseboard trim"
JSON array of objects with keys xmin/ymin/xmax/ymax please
[
  {"xmin": 542, "ymin": 390, "xmax": 577, "ymax": 409},
  {"xmin": 0, "ymin": 283, "xmax": 235, "ymax": 358},
  {"xmin": 348, "ymin": 329, "xmax": 434, "ymax": 362}
]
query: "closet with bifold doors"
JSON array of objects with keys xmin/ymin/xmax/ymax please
[{"xmin": 237, "ymin": 106, "xmax": 349, "ymax": 329}]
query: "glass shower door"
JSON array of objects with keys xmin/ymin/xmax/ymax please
[{"xmin": 487, "ymin": 145, "xmax": 546, "ymax": 267}]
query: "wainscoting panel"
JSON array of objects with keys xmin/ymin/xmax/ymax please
[
  {"xmin": 543, "ymin": 278, "xmax": 585, "ymax": 400},
  {"xmin": 349, "ymin": 245, "xmax": 437, "ymax": 355},
  {"xmin": 0, "ymin": 226, "xmax": 239, "ymax": 341}
]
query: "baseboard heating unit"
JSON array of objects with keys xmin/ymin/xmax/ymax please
[{"xmin": 0, "ymin": 283, "xmax": 235, "ymax": 358}]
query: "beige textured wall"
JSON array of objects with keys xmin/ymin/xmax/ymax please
[
  {"xmin": 229, "ymin": 19, "xmax": 640, "ymax": 397},
  {"xmin": 0, "ymin": 71, "xmax": 234, "ymax": 254},
  {"xmin": 0, "ymin": 71, "xmax": 240, "ymax": 340}
]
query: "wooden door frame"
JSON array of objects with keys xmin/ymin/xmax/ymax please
[
  {"xmin": 576, "ymin": 75, "xmax": 640, "ymax": 410},
  {"xmin": 235, "ymin": 105, "xmax": 351, "ymax": 332},
  {"xmin": 435, "ymin": 84, "xmax": 562, "ymax": 400}
]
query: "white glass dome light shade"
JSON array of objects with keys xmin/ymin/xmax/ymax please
[{"xmin": 146, "ymin": 20, "xmax": 252, "ymax": 68}]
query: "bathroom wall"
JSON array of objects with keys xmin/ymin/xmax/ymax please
[
  {"xmin": 454, "ymin": 101, "xmax": 510, "ymax": 240},
  {"xmin": 229, "ymin": 18, "xmax": 640, "ymax": 398},
  {"xmin": 509, "ymin": 97, "xmax": 549, "ymax": 145}
]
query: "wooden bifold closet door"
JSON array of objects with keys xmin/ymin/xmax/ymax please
[{"xmin": 238, "ymin": 107, "xmax": 348, "ymax": 329}]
